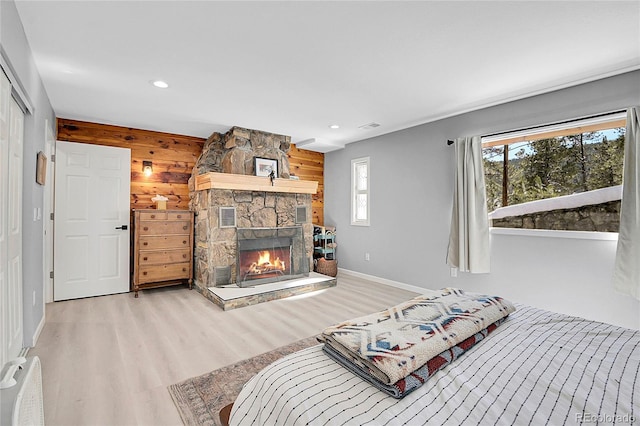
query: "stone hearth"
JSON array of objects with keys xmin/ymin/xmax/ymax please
[{"xmin": 206, "ymin": 272, "xmax": 336, "ymax": 310}]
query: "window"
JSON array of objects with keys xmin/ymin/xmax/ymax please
[
  {"xmin": 482, "ymin": 112, "xmax": 626, "ymax": 232},
  {"xmin": 351, "ymin": 157, "xmax": 370, "ymax": 226}
]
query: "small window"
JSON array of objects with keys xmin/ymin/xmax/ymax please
[
  {"xmin": 482, "ymin": 112, "xmax": 626, "ymax": 232},
  {"xmin": 351, "ymin": 157, "xmax": 370, "ymax": 226}
]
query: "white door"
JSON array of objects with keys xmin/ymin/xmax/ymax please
[
  {"xmin": 54, "ymin": 141, "xmax": 131, "ymax": 301},
  {"xmin": 43, "ymin": 120, "xmax": 55, "ymax": 303},
  {"xmin": 1, "ymin": 69, "xmax": 25, "ymax": 367}
]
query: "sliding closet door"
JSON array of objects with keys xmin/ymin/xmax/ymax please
[
  {"xmin": 0, "ymin": 69, "xmax": 24, "ymax": 368},
  {"xmin": 0, "ymin": 68, "xmax": 9, "ymax": 369}
]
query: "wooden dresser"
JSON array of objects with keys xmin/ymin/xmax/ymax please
[{"xmin": 132, "ymin": 209, "xmax": 194, "ymax": 297}]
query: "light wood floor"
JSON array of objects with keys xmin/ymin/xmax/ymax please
[{"xmin": 30, "ymin": 274, "xmax": 418, "ymax": 426}]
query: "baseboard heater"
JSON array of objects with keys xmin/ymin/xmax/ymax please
[{"xmin": 0, "ymin": 356, "xmax": 45, "ymax": 425}]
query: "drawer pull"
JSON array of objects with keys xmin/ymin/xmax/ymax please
[
  {"xmin": 143, "ymin": 257, "xmax": 148, "ymax": 261},
  {"xmin": 143, "ymin": 226, "xmax": 149, "ymax": 231},
  {"xmin": 182, "ymin": 254, "xmax": 187, "ymax": 258},
  {"xmin": 143, "ymin": 272, "xmax": 147, "ymax": 276},
  {"xmin": 183, "ymin": 240, "xmax": 187, "ymax": 245},
  {"xmin": 143, "ymin": 242, "xmax": 148, "ymax": 246},
  {"xmin": 150, "ymin": 214, "xmax": 156, "ymax": 219},
  {"xmin": 177, "ymin": 214, "xmax": 182, "ymax": 218},
  {"xmin": 182, "ymin": 268, "xmax": 187, "ymax": 272},
  {"xmin": 183, "ymin": 226, "xmax": 188, "ymax": 230}
]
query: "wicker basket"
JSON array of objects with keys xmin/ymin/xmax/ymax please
[{"xmin": 315, "ymin": 258, "xmax": 337, "ymax": 277}]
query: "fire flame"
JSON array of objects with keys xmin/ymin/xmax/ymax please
[
  {"xmin": 257, "ymin": 251, "xmax": 271, "ymax": 265},
  {"xmin": 248, "ymin": 250, "xmax": 286, "ymax": 275}
]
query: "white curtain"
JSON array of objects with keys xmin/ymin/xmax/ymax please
[
  {"xmin": 613, "ymin": 107, "xmax": 640, "ymax": 300},
  {"xmin": 447, "ymin": 136, "xmax": 491, "ymax": 273}
]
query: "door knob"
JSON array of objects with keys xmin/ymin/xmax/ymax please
[{"xmin": 115, "ymin": 225, "xmax": 128, "ymax": 230}]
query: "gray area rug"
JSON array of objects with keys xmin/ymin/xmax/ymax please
[{"xmin": 168, "ymin": 336, "xmax": 320, "ymax": 426}]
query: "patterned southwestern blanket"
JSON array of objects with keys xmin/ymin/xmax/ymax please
[
  {"xmin": 322, "ymin": 318, "xmax": 506, "ymax": 398},
  {"xmin": 319, "ymin": 288, "xmax": 515, "ymax": 385}
]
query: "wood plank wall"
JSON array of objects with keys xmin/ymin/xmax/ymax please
[
  {"xmin": 57, "ymin": 119, "xmax": 203, "ymax": 210},
  {"xmin": 56, "ymin": 118, "xmax": 325, "ymax": 224},
  {"xmin": 288, "ymin": 144, "xmax": 324, "ymax": 225}
]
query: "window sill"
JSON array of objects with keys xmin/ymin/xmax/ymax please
[
  {"xmin": 350, "ymin": 222, "xmax": 370, "ymax": 227},
  {"xmin": 490, "ymin": 227, "xmax": 619, "ymax": 241}
]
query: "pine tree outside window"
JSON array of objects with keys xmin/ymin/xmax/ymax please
[{"xmin": 482, "ymin": 112, "xmax": 626, "ymax": 232}]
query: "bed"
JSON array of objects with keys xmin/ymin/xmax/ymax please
[{"xmin": 229, "ymin": 297, "xmax": 639, "ymax": 426}]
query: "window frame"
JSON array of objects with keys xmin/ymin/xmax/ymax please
[
  {"xmin": 481, "ymin": 111, "xmax": 626, "ymax": 234},
  {"xmin": 482, "ymin": 112, "xmax": 626, "ymax": 148},
  {"xmin": 351, "ymin": 156, "xmax": 370, "ymax": 226}
]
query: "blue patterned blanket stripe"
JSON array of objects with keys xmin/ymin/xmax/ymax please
[
  {"xmin": 323, "ymin": 318, "xmax": 505, "ymax": 399},
  {"xmin": 320, "ymin": 288, "xmax": 516, "ymax": 385}
]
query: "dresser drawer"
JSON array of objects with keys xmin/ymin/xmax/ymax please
[
  {"xmin": 139, "ymin": 249, "xmax": 191, "ymax": 265},
  {"xmin": 138, "ymin": 262, "xmax": 191, "ymax": 283},
  {"xmin": 138, "ymin": 221, "xmax": 191, "ymax": 235},
  {"xmin": 168, "ymin": 211, "xmax": 190, "ymax": 221},
  {"xmin": 138, "ymin": 211, "xmax": 167, "ymax": 221},
  {"xmin": 139, "ymin": 235, "xmax": 191, "ymax": 250}
]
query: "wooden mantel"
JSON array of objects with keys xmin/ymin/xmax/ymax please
[{"xmin": 195, "ymin": 172, "xmax": 318, "ymax": 194}]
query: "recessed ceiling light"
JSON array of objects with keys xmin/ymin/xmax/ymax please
[
  {"xmin": 151, "ymin": 80, "xmax": 169, "ymax": 89},
  {"xmin": 329, "ymin": 124, "xmax": 340, "ymax": 129}
]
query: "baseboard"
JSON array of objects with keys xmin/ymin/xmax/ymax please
[
  {"xmin": 337, "ymin": 268, "xmax": 427, "ymax": 294},
  {"xmin": 19, "ymin": 312, "xmax": 44, "ymax": 353},
  {"xmin": 31, "ymin": 313, "xmax": 46, "ymax": 347}
]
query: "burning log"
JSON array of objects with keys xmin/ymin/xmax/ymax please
[{"xmin": 246, "ymin": 251, "xmax": 286, "ymax": 275}]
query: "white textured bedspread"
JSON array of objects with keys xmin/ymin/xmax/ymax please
[{"xmin": 230, "ymin": 304, "xmax": 639, "ymax": 426}]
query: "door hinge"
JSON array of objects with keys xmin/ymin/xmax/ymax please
[
  {"xmin": 49, "ymin": 271, "xmax": 54, "ymax": 279},
  {"xmin": 51, "ymin": 154, "xmax": 55, "ymax": 163},
  {"xmin": 50, "ymin": 212, "xmax": 54, "ymax": 220}
]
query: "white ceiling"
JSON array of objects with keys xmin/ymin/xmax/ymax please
[{"xmin": 14, "ymin": 1, "xmax": 640, "ymax": 152}]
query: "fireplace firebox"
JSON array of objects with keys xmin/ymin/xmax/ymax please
[{"xmin": 236, "ymin": 226, "xmax": 309, "ymax": 287}]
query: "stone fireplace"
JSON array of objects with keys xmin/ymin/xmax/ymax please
[{"xmin": 189, "ymin": 126, "xmax": 330, "ymax": 308}]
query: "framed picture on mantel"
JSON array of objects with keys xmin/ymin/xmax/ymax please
[{"xmin": 254, "ymin": 157, "xmax": 278, "ymax": 177}]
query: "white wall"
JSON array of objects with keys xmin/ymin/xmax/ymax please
[
  {"xmin": 456, "ymin": 230, "xmax": 638, "ymax": 329},
  {"xmin": 1, "ymin": 0, "xmax": 56, "ymax": 346},
  {"xmin": 325, "ymin": 71, "xmax": 640, "ymax": 330}
]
